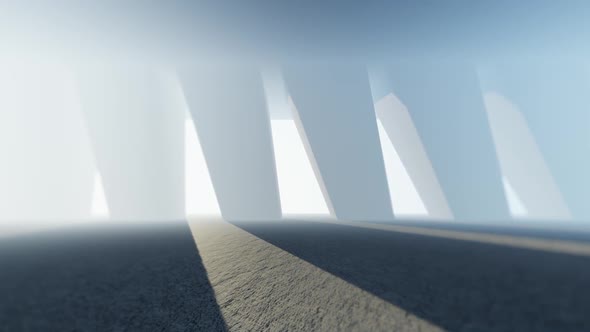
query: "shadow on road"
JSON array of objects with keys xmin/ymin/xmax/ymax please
[
  {"xmin": 235, "ymin": 220, "xmax": 590, "ymax": 332},
  {"xmin": 0, "ymin": 222, "xmax": 227, "ymax": 331}
]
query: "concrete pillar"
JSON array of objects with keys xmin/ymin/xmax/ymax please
[
  {"xmin": 77, "ymin": 66, "xmax": 185, "ymax": 221},
  {"xmin": 178, "ymin": 64, "xmax": 282, "ymax": 221},
  {"xmin": 371, "ymin": 62, "xmax": 509, "ymax": 221},
  {"xmin": 482, "ymin": 91, "xmax": 571, "ymax": 219},
  {"xmin": 373, "ymin": 92, "xmax": 453, "ymax": 220},
  {"xmin": 479, "ymin": 62, "xmax": 590, "ymax": 220},
  {"xmin": 0, "ymin": 64, "xmax": 94, "ymax": 224},
  {"xmin": 282, "ymin": 63, "xmax": 393, "ymax": 221}
]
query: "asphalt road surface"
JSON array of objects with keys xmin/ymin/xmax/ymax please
[{"xmin": 2, "ymin": 218, "xmax": 590, "ymax": 331}]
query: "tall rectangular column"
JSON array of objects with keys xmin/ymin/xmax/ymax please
[
  {"xmin": 77, "ymin": 66, "xmax": 185, "ymax": 221},
  {"xmin": 0, "ymin": 64, "xmax": 94, "ymax": 224},
  {"xmin": 372, "ymin": 62, "xmax": 509, "ymax": 221},
  {"xmin": 282, "ymin": 63, "xmax": 393, "ymax": 221},
  {"xmin": 179, "ymin": 64, "xmax": 282, "ymax": 221},
  {"xmin": 373, "ymin": 93, "xmax": 453, "ymax": 219},
  {"xmin": 479, "ymin": 62, "xmax": 590, "ymax": 220},
  {"xmin": 482, "ymin": 90, "xmax": 571, "ymax": 219}
]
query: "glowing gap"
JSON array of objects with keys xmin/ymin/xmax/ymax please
[
  {"xmin": 502, "ymin": 176, "xmax": 528, "ymax": 218},
  {"xmin": 91, "ymin": 171, "xmax": 109, "ymax": 218},
  {"xmin": 185, "ymin": 116, "xmax": 221, "ymax": 216},
  {"xmin": 271, "ymin": 119, "xmax": 331, "ymax": 216},
  {"xmin": 376, "ymin": 119, "xmax": 428, "ymax": 217}
]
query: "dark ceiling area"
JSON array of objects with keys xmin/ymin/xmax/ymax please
[{"xmin": 1, "ymin": 1, "xmax": 589, "ymax": 61}]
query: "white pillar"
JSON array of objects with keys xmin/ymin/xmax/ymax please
[
  {"xmin": 77, "ymin": 66, "xmax": 185, "ymax": 221},
  {"xmin": 479, "ymin": 62, "xmax": 590, "ymax": 220},
  {"xmin": 482, "ymin": 91, "xmax": 571, "ymax": 219},
  {"xmin": 282, "ymin": 63, "xmax": 393, "ymax": 221},
  {"xmin": 373, "ymin": 93, "xmax": 453, "ymax": 220},
  {"xmin": 0, "ymin": 63, "xmax": 94, "ymax": 224},
  {"xmin": 371, "ymin": 62, "xmax": 509, "ymax": 221},
  {"xmin": 179, "ymin": 64, "xmax": 282, "ymax": 221}
]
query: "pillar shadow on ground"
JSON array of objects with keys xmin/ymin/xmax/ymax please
[
  {"xmin": 0, "ymin": 222, "xmax": 227, "ymax": 332},
  {"xmin": 234, "ymin": 221, "xmax": 590, "ymax": 332}
]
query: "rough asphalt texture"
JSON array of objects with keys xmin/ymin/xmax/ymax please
[
  {"xmin": 0, "ymin": 223, "xmax": 227, "ymax": 331},
  {"xmin": 2, "ymin": 218, "xmax": 590, "ymax": 331},
  {"xmin": 190, "ymin": 219, "xmax": 440, "ymax": 332}
]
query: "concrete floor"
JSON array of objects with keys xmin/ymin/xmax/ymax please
[{"xmin": 2, "ymin": 218, "xmax": 590, "ymax": 331}]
